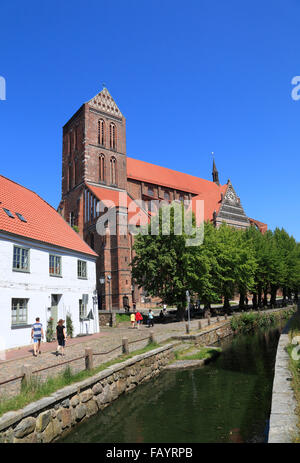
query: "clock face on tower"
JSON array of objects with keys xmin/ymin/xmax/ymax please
[{"xmin": 225, "ymin": 189, "xmax": 237, "ymax": 204}]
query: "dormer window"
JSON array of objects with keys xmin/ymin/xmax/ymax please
[{"xmin": 3, "ymin": 208, "xmax": 14, "ymax": 218}]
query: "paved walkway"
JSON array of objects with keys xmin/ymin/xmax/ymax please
[{"xmin": 0, "ymin": 306, "xmax": 291, "ymax": 399}]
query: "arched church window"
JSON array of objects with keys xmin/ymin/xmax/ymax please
[
  {"xmin": 74, "ymin": 160, "xmax": 79, "ymax": 185},
  {"xmin": 98, "ymin": 119, "xmax": 105, "ymax": 146},
  {"xmin": 99, "ymin": 154, "xmax": 105, "ymax": 182},
  {"xmin": 110, "ymin": 123, "xmax": 116, "ymax": 150},
  {"xmin": 110, "ymin": 157, "xmax": 117, "ymax": 185},
  {"xmin": 68, "ymin": 163, "xmax": 73, "ymax": 190}
]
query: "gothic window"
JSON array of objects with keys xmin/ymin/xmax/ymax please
[
  {"xmin": 164, "ymin": 190, "xmax": 170, "ymax": 201},
  {"xmin": 69, "ymin": 132, "xmax": 72, "ymax": 154},
  {"xmin": 98, "ymin": 119, "xmax": 105, "ymax": 146},
  {"xmin": 148, "ymin": 186, "xmax": 154, "ymax": 196},
  {"xmin": 99, "ymin": 154, "xmax": 105, "ymax": 182},
  {"xmin": 75, "ymin": 127, "xmax": 78, "ymax": 150},
  {"xmin": 74, "ymin": 159, "xmax": 79, "ymax": 185},
  {"xmin": 68, "ymin": 163, "xmax": 73, "ymax": 190},
  {"xmin": 109, "ymin": 123, "xmax": 116, "ymax": 150},
  {"xmin": 110, "ymin": 157, "xmax": 116, "ymax": 185}
]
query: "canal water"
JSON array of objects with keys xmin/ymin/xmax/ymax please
[{"xmin": 59, "ymin": 325, "xmax": 282, "ymax": 443}]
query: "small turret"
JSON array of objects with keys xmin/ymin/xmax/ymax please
[{"xmin": 212, "ymin": 155, "xmax": 220, "ymax": 186}]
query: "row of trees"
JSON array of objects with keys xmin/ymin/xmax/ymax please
[{"xmin": 131, "ymin": 204, "xmax": 300, "ymax": 319}]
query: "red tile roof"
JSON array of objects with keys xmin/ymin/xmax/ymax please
[
  {"xmin": 86, "ymin": 184, "xmax": 149, "ymax": 227},
  {"xmin": 0, "ymin": 175, "xmax": 97, "ymax": 257},
  {"xmin": 127, "ymin": 157, "xmax": 228, "ymax": 221}
]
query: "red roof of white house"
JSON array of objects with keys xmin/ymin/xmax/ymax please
[{"xmin": 0, "ymin": 175, "xmax": 97, "ymax": 257}]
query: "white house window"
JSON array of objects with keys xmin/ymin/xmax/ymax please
[
  {"xmin": 49, "ymin": 255, "xmax": 62, "ymax": 276},
  {"xmin": 11, "ymin": 298, "xmax": 28, "ymax": 326},
  {"xmin": 13, "ymin": 246, "xmax": 29, "ymax": 272},
  {"xmin": 78, "ymin": 260, "xmax": 87, "ymax": 279},
  {"xmin": 79, "ymin": 299, "xmax": 87, "ymax": 320}
]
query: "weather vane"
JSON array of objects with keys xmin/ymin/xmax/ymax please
[{"xmin": 102, "ymin": 82, "xmax": 107, "ymax": 89}]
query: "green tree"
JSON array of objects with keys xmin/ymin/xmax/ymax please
[{"xmin": 132, "ymin": 203, "xmax": 200, "ymax": 320}]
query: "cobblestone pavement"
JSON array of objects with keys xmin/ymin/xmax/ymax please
[{"xmin": 0, "ymin": 306, "xmax": 290, "ymax": 399}]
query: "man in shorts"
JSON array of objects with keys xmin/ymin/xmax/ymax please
[{"xmin": 31, "ymin": 317, "xmax": 44, "ymax": 357}]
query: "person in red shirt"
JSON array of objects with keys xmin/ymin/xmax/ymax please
[{"xmin": 135, "ymin": 311, "xmax": 143, "ymax": 329}]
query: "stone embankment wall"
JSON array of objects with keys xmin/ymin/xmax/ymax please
[
  {"xmin": 173, "ymin": 321, "xmax": 233, "ymax": 344},
  {"xmin": 0, "ymin": 345, "xmax": 174, "ymax": 443},
  {"xmin": 268, "ymin": 316, "xmax": 299, "ymax": 443}
]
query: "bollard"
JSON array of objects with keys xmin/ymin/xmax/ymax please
[
  {"xmin": 198, "ymin": 320, "xmax": 203, "ymax": 330},
  {"xmin": 207, "ymin": 316, "xmax": 211, "ymax": 325},
  {"xmin": 217, "ymin": 316, "xmax": 220, "ymax": 323},
  {"xmin": 149, "ymin": 331, "xmax": 156, "ymax": 344},
  {"xmin": 21, "ymin": 364, "xmax": 32, "ymax": 387},
  {"xmin": 224, "ymin": 313, "xmax": 228, "ymax": 320},
  {"xmin": 85, "ymin": 348, "xmax": 93, "ymax": 370},
  {"xmin": 186, "ymin": 323, "xmax": 190, "ymax": 334},
  {"xmin": 122, "ymin": 337, "xmax": 129, "ymax": 354}
]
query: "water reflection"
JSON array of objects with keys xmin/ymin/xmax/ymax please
[{"xmin": 59, "ymin": 326, "xmax": 282, "ymax": 443}]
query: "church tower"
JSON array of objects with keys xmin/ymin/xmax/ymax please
[{"xmin": 59, "ymin": 88, "xmax": 132, "ymax": 311}]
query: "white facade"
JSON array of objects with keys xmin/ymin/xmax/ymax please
[{"xmin": 0, "ymin": 232, "xmax": 98, "ymax": 350}]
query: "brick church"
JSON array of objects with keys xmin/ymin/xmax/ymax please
[{"xmin": 58, "ymin": 87, "xmax": 267, "ymax": 311}]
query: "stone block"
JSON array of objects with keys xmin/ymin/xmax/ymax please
[
  {"xmin": 86, "ymin": 399, "xmax": 98, "ymax": 417},
  {"xmin": 80, "ymin": 389, "xmax": 93, "ymax": 403},
  {"xmin": 36, "ymin": 410, "xmax": 52, "ymax": 433},
  {"xmin": 75, "ymin": 404, "xmax": 87, "ymax": 422},
  {"xmin": 41, "ymin": 419, "xmax": 61, "ymax": 443},
  {"xmin": 57, "ymin": 408, "xmax": 72, "ymax": 429},
  {"xmin": 13, "ymin": 432, "xmax": 37, "ymax": 444},
  {"xmin": 70, "ymin": 394, "xmax": 79, "ymax": 407},
  {"xmin": 14, "ymin": 417, "xmax": 36, "ymax": 438},
  {"xmin": 92, "ymin": 382, "xmax": 103, "ymax": 395}
]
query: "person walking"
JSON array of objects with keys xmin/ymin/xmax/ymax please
[
  {"xmin": 130, "ymin": 312, "xmax": 136, "ymax": 329},
  {"xmin": 147, "ymin": 309, "xmax": 154, "ymax": 328},
  {"xmin": 135, "ymin": 311, "xmax": 143, "ymax": 329},
  {"xmin": 56, "ymin": 319, "xmax": 67, "ymax": 356},
  {"xmin": 31, "ymin": 317, "xmax": 44, "ymax": 357}
]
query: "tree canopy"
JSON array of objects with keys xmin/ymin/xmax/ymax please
[{"xmin": 131, "ymin": 204, "xmax": 300, "ymax": 319}]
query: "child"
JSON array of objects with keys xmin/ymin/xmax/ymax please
[
  {"xmin": 135, "ymin": 311, "xmax": 143, "ymax": 329},
  {"xmin": 130, "ymin": 313, "xmax": 136, "ymax": 328}
]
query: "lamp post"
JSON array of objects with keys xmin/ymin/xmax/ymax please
[
  {"xmin": 99, "ymin": 275, "xmax": 112, "ymax": 311},
  {"xmin": 186, "ymin": 290, "xmax": 191, "ymax": 332},
  {"xmin": 107, "ymin": 274, "xmax": 112, "ymax": 311}
]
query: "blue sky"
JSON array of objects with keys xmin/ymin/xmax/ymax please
[{"xmin": 0, "ymin": 0, "xmax": 300, "ymax": 238}]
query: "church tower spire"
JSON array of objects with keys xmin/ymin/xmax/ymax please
[{"xmin": 212, "ymin": 153, "xmax": 220, "ymax": 186}]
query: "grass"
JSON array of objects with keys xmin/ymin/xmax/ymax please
[
  {"xmin": 116, "ymin": 313, "xmax": 131, "ymax": 323},
  {"xmin": 0, "ymin": 341, "xmax": 160, "ymax": 418},
  {"xmin": 230, "ymin": 307, "xmax": 297, "ymax": 334},
  {"xmin": 287, "ymin": 311, "xmax": 300, "ymax": 442},
  {"xmin": 174, "ymin": 346, "xmax": 221, "ymax": 361}
]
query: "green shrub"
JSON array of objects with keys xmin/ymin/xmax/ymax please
[
  {"xmin": 66, "ymin": 313, "xmax": 74, "ymax": 338},
  {"xmin": 46, "ymin": 317, "xmax": 54, "ymax": 342}
]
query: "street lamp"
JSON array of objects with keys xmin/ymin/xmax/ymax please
[
  {"xmin": 186, "ymin": 290, "xmax": 191, "ymax": 332},
  {"xmin": 107, "ymin": 274, "xmax": 112, "ymax": 311}
]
